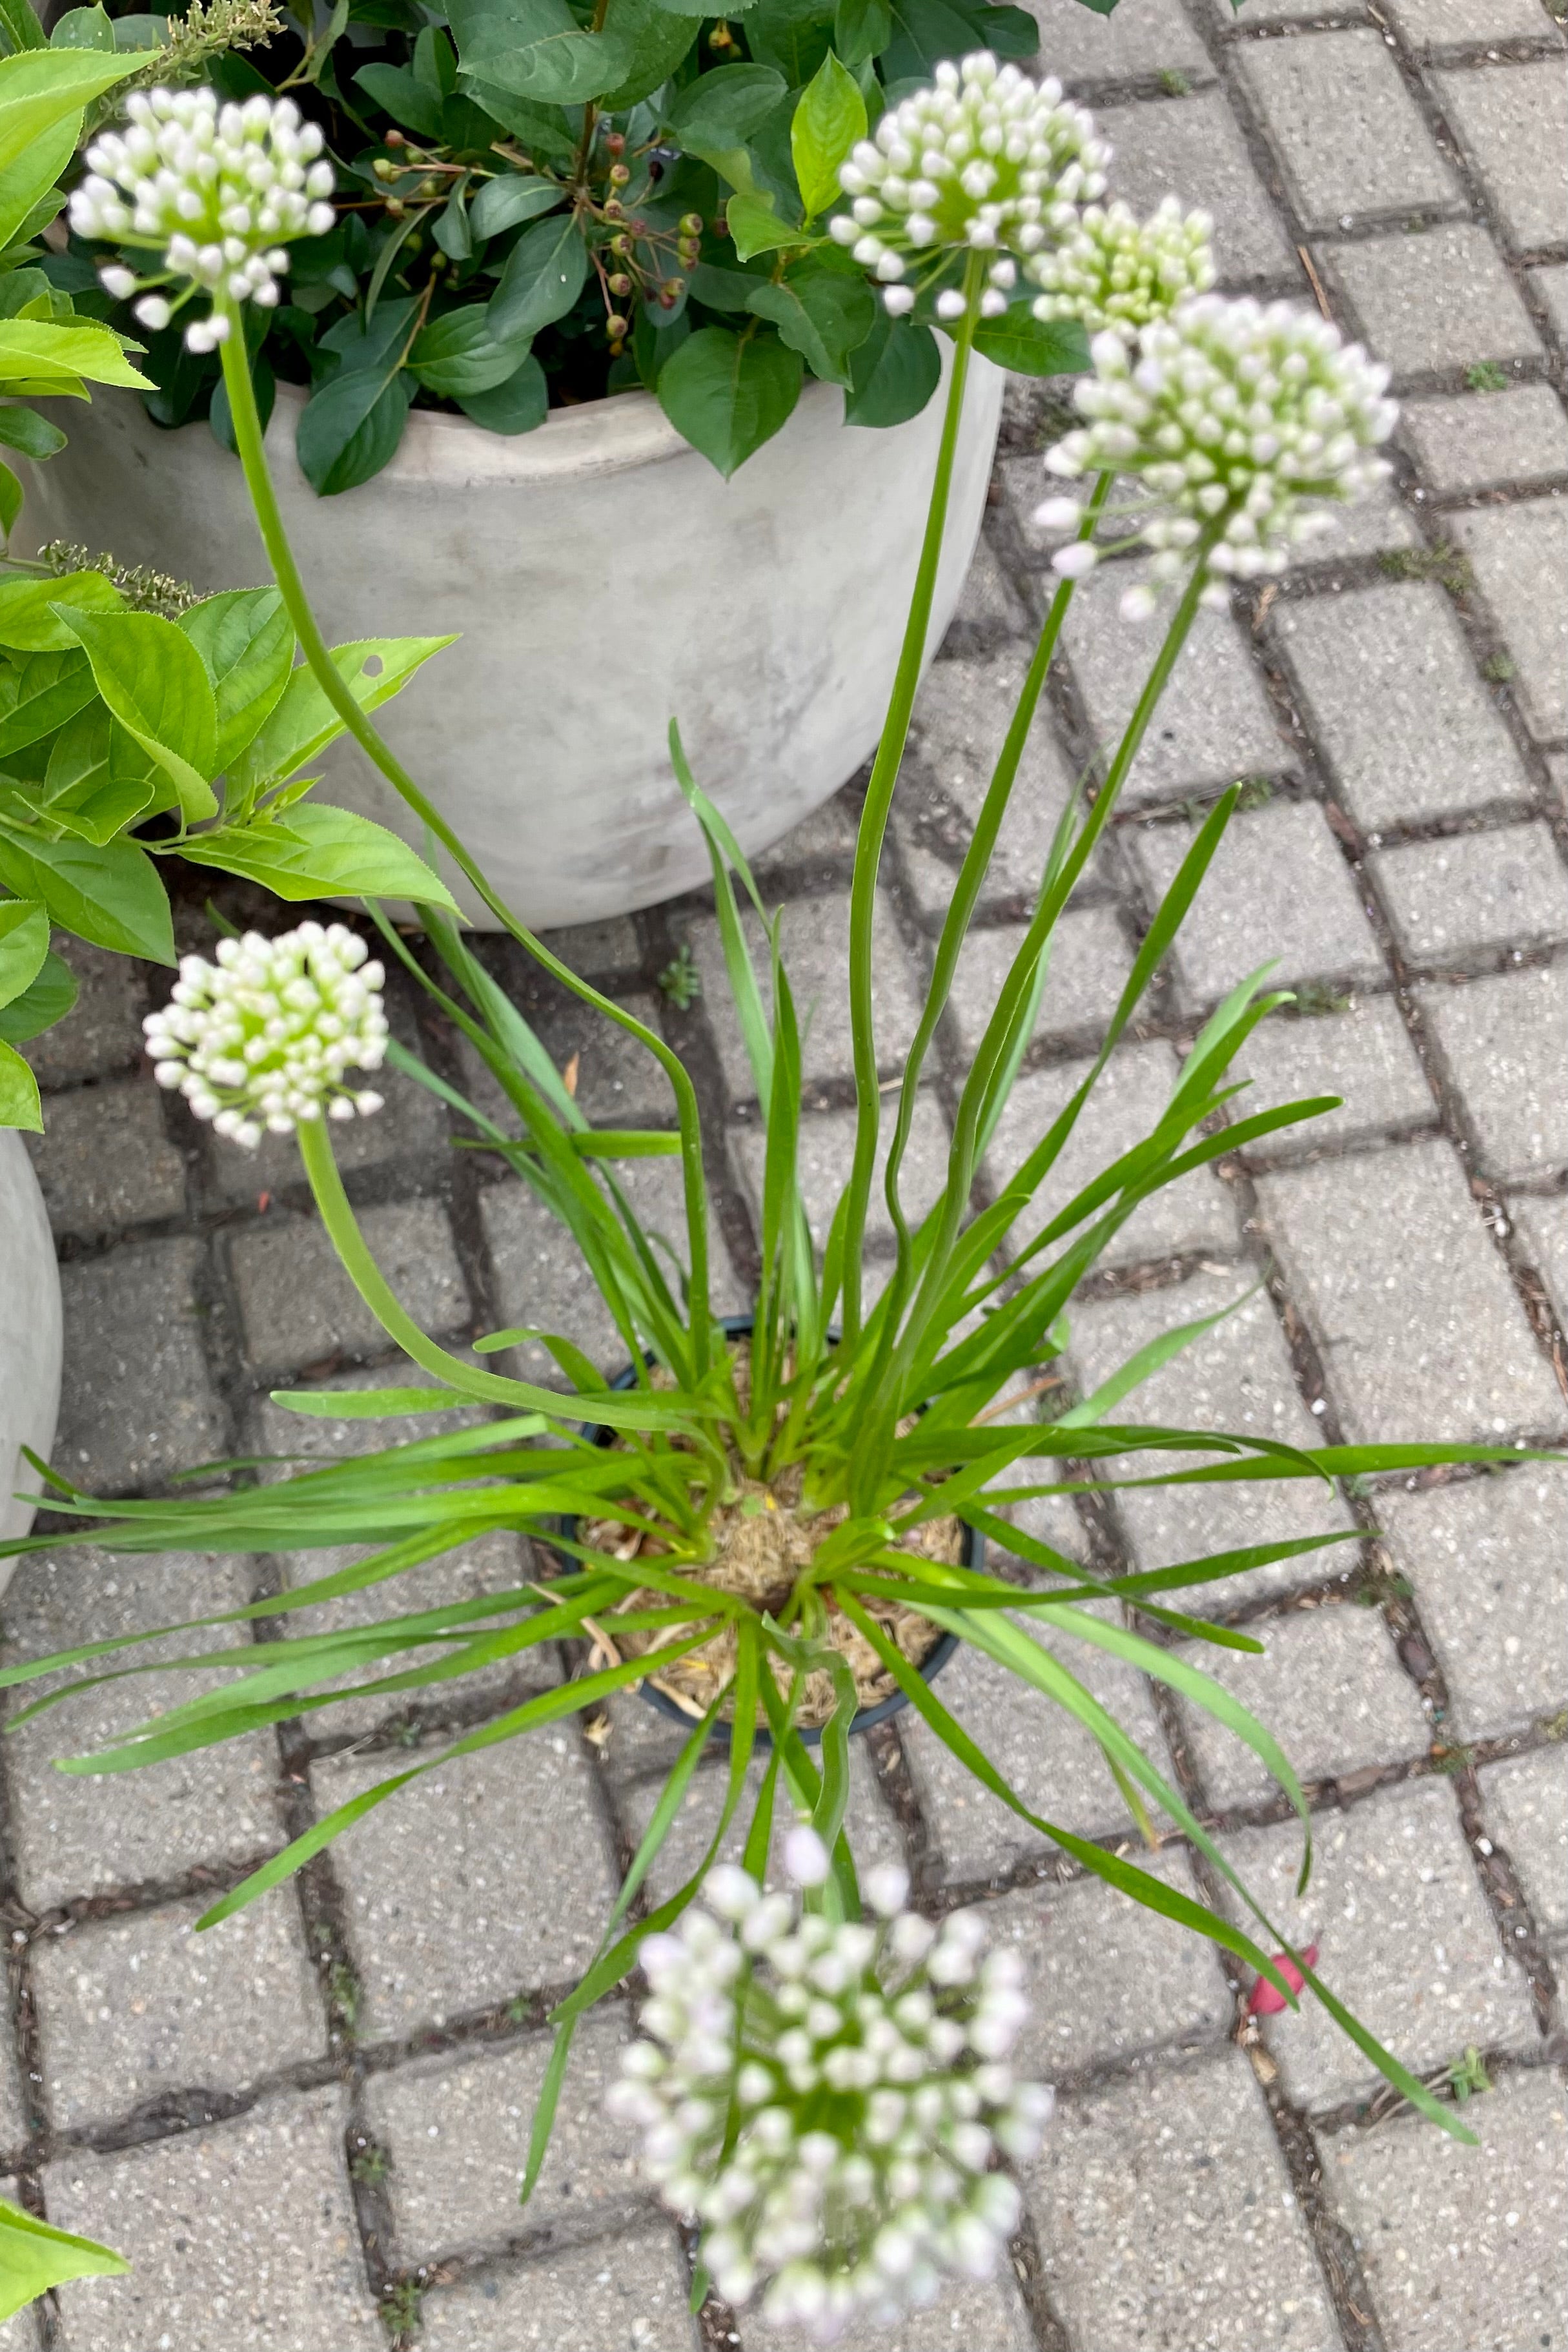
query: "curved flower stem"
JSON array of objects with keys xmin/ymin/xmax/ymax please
[
  {"xmin": 294, "ymin": 1113, "xmax": 544, "ymax": 1408},
  {"xmin": 214, "ymin": 303, "xmax": 713, "ymax": 1379},
  {"xmin": 837, "ymin": 251, "xmax": 985, "ymax": 1353}
]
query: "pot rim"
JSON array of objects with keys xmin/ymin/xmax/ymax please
[
  {"xmin": 100, "ymin": 347, "xmax": 986, "ymax": 495},
  {"xmin": 567, "ymin": 1313, "xmax": 971, "ymax": 1750},
  {"xmin": 227, "ymin": 369, "xmax": 860, "ymax": 492}
]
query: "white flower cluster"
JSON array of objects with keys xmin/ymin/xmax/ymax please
[
  {"xmin": 1028, "ymin": 196, "xmax": 1215, "ymax": 339},
  {"xmin": 70, "ymin": 88, "xmax": 335, "ymax": 354},
  {"xmin": 609, "ymin": 1828, "xmax": 1053, "ymax": 2345},
  {"xmin": 1038, "ymin": 294, "xmax": 1397, "ymax": 613},
  {"xmin": 143, "ymin": 923, "xmax": 387, "ymax": 1149},
  {"xmin": 828, "ymin": 52, "xmax": 1109, "ymax": 320}
]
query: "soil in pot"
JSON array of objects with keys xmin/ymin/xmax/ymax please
[{"xmin": 579, "ymin": 1342, "xmax": 962, "ymax": 1730}]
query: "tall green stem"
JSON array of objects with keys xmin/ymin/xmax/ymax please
[
  {"xmin": 216, "ymin": 306, "xmax": 713, "ymax": 1379},
  {"xmin": 875, "ymin": 468, "xmax": 1115, "ymax": 1320},
  {"xmin": 883, "ymin": 550, "xmax": 1215, "ymax": 1422},
  {"xmin": 837, "ymin": 253, "xmax": 984, "ymax": 1351}
]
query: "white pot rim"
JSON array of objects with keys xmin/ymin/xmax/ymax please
[{"xmin": 233, "ymin": 365, "xmax": 855, "ymax": 493}]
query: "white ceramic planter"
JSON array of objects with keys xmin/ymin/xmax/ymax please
[
  {"xmin": 0, "ymin": 1132, "xmax": 62, "ymax": 1593},
  {"xmin": 16, "ymin": 357, "xmax": 1003, "ymax": 929}
]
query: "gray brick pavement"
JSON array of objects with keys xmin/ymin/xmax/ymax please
[{"xmin": 5, "ymin": 5, "xmax": 1566, "ymax": 2341}]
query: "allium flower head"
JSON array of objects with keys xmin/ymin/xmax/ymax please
[
  {"xmin": 1042, "ymin": 294, "xmax": 1396, "ymax": 610},
  {"xmin": 143, "ymin": 922, "xmax": 387, "ymax": 1149},
  {"xmin": 608, "ymin": 1840, "xmax": 1053, "ymax": 2344},
  {"xmin": 70, "ymin": 88, "xmax": 334, "ymax": 353},
  {"xmin": 828, "ymin": 52, "xmax": 1110, "ymax": 320},
  {"xmin": 1028, "ymin": 195, "xmax": 1216, "ymax": 338}
]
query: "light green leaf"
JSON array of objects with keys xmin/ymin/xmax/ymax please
[
  {"xmin": 0, "ymin": 2194, "xmax": 127, "ymax": 2322},
  {"xmin": 232, "ymin": 636, "xmax": 456, "ymax": 789},
  {"xmin": 666, "ymin": 61, "xmax": 784, "ymax": 189},
  {"xmin": 0, "ymin": 644, "xmax": 96, "ymax": 755},
  {"xmin": 0, "ymin": 824, "xmax": 172, "ymax": 959},
  {"xmin": 724, "ymin": 186, "xmax": 802, "ymax": 262},
  {"xmin": 0, "ymin": 566, "xmax": 121, "ymax": 651},
  {"xmin": 0, "ymin": 318, "xmax": 148, "ymax": 391},
  {"xmin": 971, "ymin": 308, "xmax": 1090, "ymax": 379},
  {"xmin": 790, "ymin": 50, "xmax": 866, "ymax": 222},
  {"xmin": 833, "ymin": 0, "xmax": 890, "ymax": 66},
  {"xmin": 270, "ymin": 1386, "xmax": 469, "ymax": 1418},
  {"xmin": 53, "ymin": 604, "xmax": 218, "ymax": 822},
  {"xmin": 0, "ymin": 943, "xmax": 74, "ymax": 1043},
  {"xmin": 0, "ymin": 105, "xmax": 74, "ymax": 253},
  {"xmin": 0, "ymin": 1034, "xmax": 39, "ymax": 1129},
  {"xmin": 0, "ymin": 48, "xmax": 139, "ymax": 179},
  {"xmin": 0, "ymin": 893, "xmax": 46, "ymax": 1008},
  {"xmin": 175, "ymin": 803, "xmax": 460, "ymax": 912},
  {"xmin": 177, "ymin": 588, "xmax": 295, "ymax": 773}
]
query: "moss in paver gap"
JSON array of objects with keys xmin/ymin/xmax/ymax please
[{"xmin": 8, "ymin": 37, "xmax": 1567, "ymax": 2352}]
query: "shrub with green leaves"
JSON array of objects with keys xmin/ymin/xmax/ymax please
[
  {"xmin": 0, "ymin": 559, "xmax": 456, "ymax": 1129},
  {"xmin": 4, "ymin": 65, "xmax": 1552, "ymax": 2333},
  {"xmin": 61, "ymin": 0, "xmax": 1097, "ymax": 486}
]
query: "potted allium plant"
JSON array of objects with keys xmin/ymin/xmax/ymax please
[
  {"xmin": 12, "ymin": 0, "xmax": 1083, "ymax": 923},
  {"xmin": 3, "ymin": 59, "xmax": 1542, "ymax": 2339}
]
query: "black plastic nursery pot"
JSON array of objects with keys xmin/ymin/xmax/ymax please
[{"xmin": 565, "ymin": 1314, "xmax": 975, "ymax": 1750}]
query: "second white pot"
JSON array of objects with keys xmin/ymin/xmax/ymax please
[
  {"xmin": 0, "ymin": 1132, "xmax": 62, "ymax": 1596},
  {"xmin": 17, "ymin": 356, "xmax": 1002, "ymax": 930}
]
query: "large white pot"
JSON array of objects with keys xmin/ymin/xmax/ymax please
[
  {"xmin": 0, "ymin": 1132, "xmax": 62, "ymax": 1593},
  {"xmin": 16, "ymin": 357, "xmax": 1003, "ymax": 928}
]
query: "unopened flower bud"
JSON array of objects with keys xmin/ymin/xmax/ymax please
[
  {"xmin": 606, "ymin": 312, "xmax": 629, "ymax": 338},
  {"xmin": 607, "ymin": 271, "xmax": 632, "ymax": 296}
]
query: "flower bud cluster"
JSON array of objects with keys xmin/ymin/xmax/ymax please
[
  {"xmin": 70, "ymin": 88, "xmax": 335, "ymax": 353},
  {"xmin": 143, "ymin": 923, "xmax": 387, "ymax": 1149},
  {"xmin": 1028, "ymin": 196, "xmax": 1215, "ymax": 339},
  {"xmin": 828, "ymin": 52, "xmax": 1109, "ymax": 320},
  {"xmin": 1039, "ymin": 294, "xmax": 1396, "ymax": 611},
  {"xmin": 608, "ymin": 1834, "xmax": 1053, "ymax": 2344}
]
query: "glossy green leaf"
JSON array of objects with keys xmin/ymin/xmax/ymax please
[
  {"xmin": 53, "ymin": 604, "xmax": 218, "ymax": 821},
  {"xmin": 176, "ymin": 803, "xmax": 460, "ymax": 912},
  {"xmin": 233, "ymin": 634, "xmax": 455, "ymax": 788},
  {"xmin": 843, "ymin": 309, "xmax": 940, "ymax": 427},
  {"xmin": 0, "ymin": 456, "xmax": 18, "ymax": 537},
  {"xmin": 176, "ymin": 588, "xmax": 295, "ymax": 774},
  {"xmin": 666, "ymin": 61, "xmax": 786, "ymax": 167},
  {"xmin": 467, "ymin": 172, "xmax": 565, "ymax": 240},
  {"xmin": 832, "ymin": 0, "xmax": 890, "ymax": 65},
  {"xmin": 0, "ymin": 0, "xmax": 46, "ymax": 51},
  {"xmin": 352, "ymin": 60, "xmax": 444, "ymax": 136},
  {"xmin": 456, "ymin": 351, "xmax": 547, "ymax": 433},
  {"xmin": 746, "ymin": 260, "xmax": 873, "ymax": 386},
  {"xmin": 487, "ymin": 209, "xmax": 588, "ymax": 342},
  {"xmin": 449, "ymin": 0, "xmax": 632, "ymax": 105},
  {"xmin": 410, "ymin": 305, "xmax": 535, "ymax": 396},
  {"xmin": 0, "ymin": 402, "xmax": 65, "ymax": 458},
  {"xmin": 0, "ymin": 2196, "xmax": 127, "ymax": 2323},
  {"xmin": 595, "ymin": 0, "xmax": 706, "ymax": 109},
  {"xmin": 790, "ymin": 50, "xmax": 866, "ymax": 222},
  {"xmin": 656, "ymin": 323, "xmax": 802, "ymax": 477},
  {"xmin": 296, "ymin": 360, "xmax": 416, "ymax": 498},
  {"xmin": 0, "ymin": 825, "xmax": 172, "ymax": 959}
]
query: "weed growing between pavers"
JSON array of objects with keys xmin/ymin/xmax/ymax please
[{"xmin": 4, "ymin": 54, "xmax": 1558, "ymax": 2349}]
